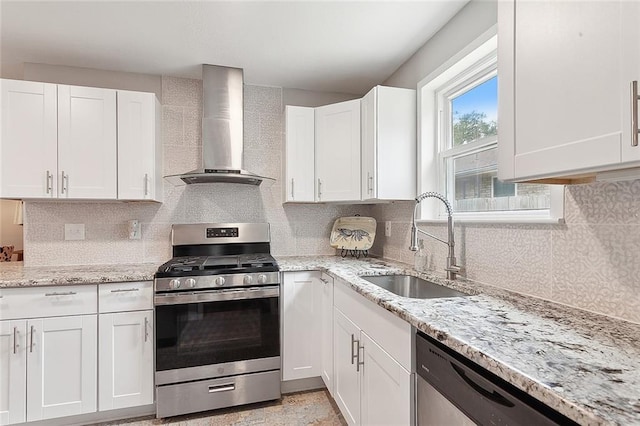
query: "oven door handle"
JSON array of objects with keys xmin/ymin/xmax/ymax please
[{"xmin": 154, "ymin": 286, "xmax": 279, "ymax": 305}]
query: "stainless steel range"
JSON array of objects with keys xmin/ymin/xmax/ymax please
[{"xmin": 154, "ymin": 223, "xmax": 281, "ymax": 418}]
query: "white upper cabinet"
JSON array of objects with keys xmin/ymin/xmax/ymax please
[
  {"xmin": 58, "ymin": 85, "xmax": 117, "ymax": 199},
  {"xmin": 498, "ymin": 0, "xmax": 640, "ymax": 182},
  {"xmin": 0, "ymin": 79, "xmax": 162, "ymax": 201},
  {"xmin": 284, "ymin": 106, "xmax": 316, "ymax": 202},
  {"xmin": 0, "ymin": 80, "xmax": 58, "ymax": 198},
  {"xmin": 117, "ymin": 90, "xmax": 162, "ymax": 201},
  {"xmin": 361, "ymin": 86, "xmax": 416, "ymax": 201},
  {"xmin": 315, "ymin": 99, "xmax": 361, "ymax": 202}
]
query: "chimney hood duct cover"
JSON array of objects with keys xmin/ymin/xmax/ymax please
[{"xmin": 165, "ymin": 65, "xmax": 275, "ymax": 186}]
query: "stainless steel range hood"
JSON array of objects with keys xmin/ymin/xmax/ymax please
[{"xmin": 165, "ymin": 65, "xmax": 275, "ymax": 186}]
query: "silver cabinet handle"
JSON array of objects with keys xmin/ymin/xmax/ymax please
[
  {"xmin": 317, "ymin": 178, "xmax": 322, "ymax": 201},
  {"xmin": 290, "ymin": 178, "xmax": 294, "ymax": 199},
  {"xmin": 13, "ymin": 327, "xmax": 19, "ymax": 354},
  {"xmin": 320, "ymin": 278, "xmax": 328, "ymax": 284},
  {"xmin": 144, "ymin": 316, "xmax": 149, "ymax": 342},
  {"xmin": 0, "ymin": 295, "xmax": 3, "ymax": 298},
  {"xmin": 368, "ymin": 174, "xmax": 374, "ymax": 194},
  {"xmin": 45, "ymin": 291, "xmax": 77, "ymax": 296},
  {"xmin": 144, "ymin": 173, "xmax": 149, "ymax": 196},
  {"xmin": 46, "ymin": 170, "xmax": 53, "ymax": 194},
  {"xmin": 633, "ymin": 81, "xmax": 639, "ymax": 147},
  {"xmin": 208, "ymin": 383, "xmax": 235, "ymax": 393},
  {"xmin": 110, "ymin": 288, "xmax": 139, "ymax": 293},
  {"xmin": 30, "ymin": 325, "xmax": 35, "ymax": 353},
  {"xmin": 351, "ymin": 334, "xmax": 358, "ymax": 365},
  {"xmin": 357, "ymin": 343, "xmax": 365, "ymax": 372},
  {"xmin": 61, "ymin": 171, "xmax": 68, "ymax": 194}
]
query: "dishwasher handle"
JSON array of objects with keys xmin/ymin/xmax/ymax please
[{"xmin": 451, "ymin": 362, "xmax": 515, "ymax": 408}]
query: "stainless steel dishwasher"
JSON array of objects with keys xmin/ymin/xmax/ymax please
[{"xmin": 416, "ymin": 331, "xmax": 578, "ymax": 426}]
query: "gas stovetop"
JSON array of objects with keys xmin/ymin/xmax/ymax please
[{"xmin": 156, "ymin": 253, "xmax": 279, "ymax": 278}]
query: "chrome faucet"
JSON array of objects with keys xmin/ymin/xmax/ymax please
[{"xmin": 410, "ymin": 191, "xmax": 461, "ymax": 280}]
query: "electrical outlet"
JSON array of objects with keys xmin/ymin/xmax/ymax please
[
  {"xmin": 64, "ymin": 224, "xmax": 85, "ymax": 241},
  {"xmin": 385, "ymin": 221, "xmax": 392, "ymax": 237}
]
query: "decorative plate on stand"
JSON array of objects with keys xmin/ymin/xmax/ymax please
[{"xmin": 330, "ymin": 216, "xmax": 377, "ymax": 251}]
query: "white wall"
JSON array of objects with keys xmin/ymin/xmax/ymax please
[{"xmin": 384, "ymin": 0, "xmax": 497, "ymax": 89}]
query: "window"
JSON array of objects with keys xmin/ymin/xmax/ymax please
[{"xmin": 418, "ymin": 30, "xmax": 563, "ymax": 222}]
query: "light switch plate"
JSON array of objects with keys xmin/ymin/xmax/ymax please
[{"xmin": 64, "ymin": 224, "xmax": 85, "ymax": 241}]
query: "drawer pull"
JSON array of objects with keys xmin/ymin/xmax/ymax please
[
  {"xmin": 110, "ymin": 288, "xmax": 140, "ymax": 293},
  {"xmin": 633, "ymin": 81, "xmax": 639, "ymax": 147},
  {"xmin": 0, "ymin": 295, "xmax": 3, "ymax": 298},
  {"xmin": 30, "ymin": 325, "xmax": 35, "ymax": 353},
  {"xmin": 13, "ymin": 327, "xmax": 19, "ymax": 354},
  {"xmin": 144, "ymin": 316, "xmax": 149, "ymax": 342},
  {"xmin": 208, "ymin": 383, "xmax": 235, "ymax": 393},
  {"xmin": 45, "ymin": 291, "xmax": 77, "ymax": 296}
]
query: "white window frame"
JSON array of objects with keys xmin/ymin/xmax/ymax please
[{"xmin": 417, "ymin": 26, "xmax": 564, "ymax": 224}]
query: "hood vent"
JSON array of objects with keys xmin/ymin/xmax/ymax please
[{"xmin": 165, "ymin": 64, "xmax": 275, "ymax": 186}]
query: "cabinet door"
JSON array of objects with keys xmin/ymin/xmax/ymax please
[
  {"xmin": 0, "ymin": 320, "xmax": 27, "ymax": 425},
  {"xmin": 282, "ymin": 272, "xmax": 321, "ymax": 381},
  {"xmin": 0, "ymin": 79, "xmax": 57, "ymax": 198},
  {"xmin": 57, "ymin": 85, "xmax": 116, "ymax": 199},
  {"xmin": 360, "ymin": 331, "xmax": 411, "ymax": 426},
  {"xmin": 99, "ymin": 310, "xmax": 153, "ymax": 411},
  {"xmin": 499, "ymin": 0, "xmax": 630, "ymax": 181},
  {"xmin": 320, "ymin": 274, "xmax": 334, "ymax": 396},
  {"xmin": 117, "ymin": 90, "xmax": 161, "ymax": 201},
  {"xmin": 315, "ymin": 100, "xmax": 361, "ymax": 202},
  {"xmin": 284, "ymin": 106, "xmax": 316, "ymax": 202},
  {"xmin": 333, "ymin": 308, "xmax": 361, "ymax": 426},
  {"xmin": 26, "ymin": 315, "xmax": 97, "ymax": 422},
  {"xmin": 620, "ymin": 0, "xmax": 640, "ymax": 164}
]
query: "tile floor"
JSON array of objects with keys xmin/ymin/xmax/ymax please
[{"xmin": 95, "ymin": 390, "xmax": 346, "ymax": 426}]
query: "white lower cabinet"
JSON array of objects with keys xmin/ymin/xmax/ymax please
[
  {"xmin": 282, "ymin": 272, "xmax": 335, "ymax": 394},
  {"xmin": 282, "ymin": 272, "xmax": 322, "ymax": 380},
  {"xmin": 26, "ymin": 315, "xmax": 98, "ymax": 422},
  {"xmin": 0, "ymin": 320, "xmax": 27, "ymax": 425},
  {"xmin": 360, "ymin": 332, "xmax": 411, "ymax": 426},
  {"xmin": 333, "ymin": 281, "xmax": 413, "ymax": 426},
  {"xmin": 0, "ymin": 281, "xmax": 154, "ymax": 425},
  {"xmin": 334, "ymin": 308, "xmax": 362, "ymax": 425},
  {"xmin": 320, "ymin": 273, "xmax": 334, "ymax": 395},
  {"xmin": 99, "ymin": 310, "xmax": 154, "ymax": 411}
]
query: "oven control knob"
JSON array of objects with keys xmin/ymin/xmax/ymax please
[
  {"xmin": 244, "ymin": 275, "xmax": 253, "ymax": 285},
  {"xmin": 169, "ymin": 279, "xmax": 181, "ymax": 289},
  {"xmin": 215, "ymin": 277, "xmax": 226, "ymax": 287},
  {"xmin": 257, "ymin": 274, "xmax": 267, "ymax": 284},
  {"xmin": 185, "ymin": 278, "xmax": 197, "ymax": 288}
]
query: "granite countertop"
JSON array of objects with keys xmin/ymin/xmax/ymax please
[
  {"xmin": 1, "ymin": 256, "xmax": 639, "ymax": 425},
  {"xmin": 0, "ymin": 262, "xmax": 157, "ymax": 287},
  {"xmin": 277, "ymin": 256, "xmax": 640, "ymax": 426}
]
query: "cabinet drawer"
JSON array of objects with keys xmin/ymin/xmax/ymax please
[
  {"xmin": 0, "ymin": 285, "xmax": 97, "ymax": 320},
  {"xmin": 99, "ymin": 281, "xmax": 153, "ymax": 313}
]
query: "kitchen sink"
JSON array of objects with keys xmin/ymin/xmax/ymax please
[{"xmin": 360, "ymin": 275, "xmax": 467, "ymax": 299}]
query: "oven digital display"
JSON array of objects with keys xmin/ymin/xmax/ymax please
[{"xmin": 206, "ymin": 227, "xmax": 239, "ymax": 238}]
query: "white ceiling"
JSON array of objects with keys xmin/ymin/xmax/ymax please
[{"xmin": 0, "ymin": 1, "xmax": 468, "ymax": 95}]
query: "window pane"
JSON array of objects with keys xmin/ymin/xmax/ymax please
[
  {"xmin": 451, "ymin": 147, "xmax": 551, "ymax": 212},
  {"xmin": 451, "ymin": 76, "xmax": 497, "ymax": 146}
]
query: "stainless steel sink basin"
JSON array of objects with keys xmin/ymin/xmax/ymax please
[{"xmin": 360, "ymin": 275, "xmax": 467, "ymax": 299}]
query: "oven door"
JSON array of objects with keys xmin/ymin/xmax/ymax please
[{"xmin": 154, "ymin": 285, "xmax": 280, "ymax": 385}]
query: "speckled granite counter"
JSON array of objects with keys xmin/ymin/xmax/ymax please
[
  {"xmin": 277, "ymin": 255, "xmax": 640, "ymax": 426},
  {"xmin": 2, "ymin": 256, "xmax": 639, "ymax": 424},
  {"xmin": 0, "ymin": 262, "xmax": 157, "ymax": 287}
]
